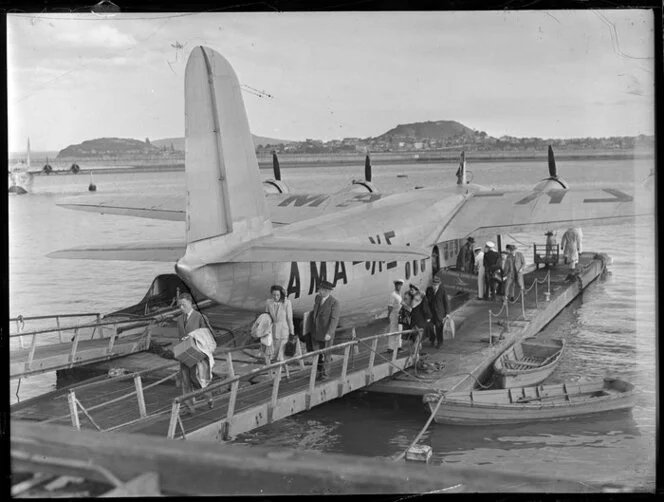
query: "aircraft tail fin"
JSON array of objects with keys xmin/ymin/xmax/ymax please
[{"xmin": 184, "ymin": 47, "xmax": 272, "ymax": 253}]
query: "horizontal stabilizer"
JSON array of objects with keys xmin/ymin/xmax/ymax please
[
  {"xmin": 48, "ymin": 240, "xmax": 186, "ymax": 262},
  {"xmin": 58, "ymin": 194, "xmax": 185, "ymax": 221}
]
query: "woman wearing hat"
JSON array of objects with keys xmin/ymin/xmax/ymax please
[
  {"xmin": 266, "ymin": 285, "xmax": 294, "ymax": 365},
  {"xmin": 483, "ymin": 241, "xmax": 501, "ymax": 301}
]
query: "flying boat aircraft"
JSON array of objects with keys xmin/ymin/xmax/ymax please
[{"xmin": 50, "ymin": 46, "xmax": 652, "ymax": 325}]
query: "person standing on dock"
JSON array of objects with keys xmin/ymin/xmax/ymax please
[
  {"xmin": 483, "ymin": 241, "xmax": 501, "ymax": 301},
  {"xmin": 473, "ymin": 246, "xmax": 485, "ymax": 299},
  {"xmin": 426, "ymin": 276, "xmax": 449, "ymax": 349},
  {"xmin": 386, "ymin": 279, "xmax": 405, "ymax": 353},
  {"xmin": 561, "ymin": 227, "xmax": 582, "ymax": 273},
  {"xmin": 456, "ymin": 237, "xmax": 475, "ymax": 273},
  {"xmin": 504, "ymin": 244, "xmax": 525, "ymax": 302},
  {"xmin": 176, "ymin": 293, "xmax": 213, "ymax": 414},
  {"xmin": 266, "ymin": 285, "xmax": 294, "ymax": 364},
  {"xmin": 545, "ymin": 231, "xmax": 557, "ymax": 266},
  {"xmin": 308, "ymin": 281, "xmax": 340, "ymax": 381}
]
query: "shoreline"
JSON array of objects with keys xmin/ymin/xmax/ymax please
[{"xmin": 20, "ymin": 149, "xmax": 654, "ymax": 175}]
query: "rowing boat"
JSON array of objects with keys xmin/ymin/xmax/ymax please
[
  {"xmin": 493, "ymin": 337, "xmax": 565, "ymax": 388},
  {"xmin": 423, "ymin": 377, "xmax": 636, "ymax": 425}
]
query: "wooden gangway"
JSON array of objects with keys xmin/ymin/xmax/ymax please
[
  {"xmin": 12, "ymin": 328, "xmax": 423, "ymax": 441},
  {"xmin": 9, "ymin": 311, "xmax": 183, "ymax": 380}
]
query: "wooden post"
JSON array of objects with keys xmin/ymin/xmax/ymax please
[
  {"xmin": 295, "ymin": 339, "xmax": 305, "ymax": 370},
  {"xmin": 389, "ymin": 337, "xmax": 399, "ymax": 375},
  {"xmin": 167, "ymin": 401, "xmax": 181, "ymax": 439},
  {"xmin": 306, "ymin": 354, "xmax": 320, "ymax": 410},
  {"xmin": 225, "ymin": 352, "xmax": 235, "ymax": 378},
  {"xmin": 269, "ymin": 366, "xmax": 283, "ymax": 422},
  {"xmin": 338, "ymin": 346, "xmax": 351, "ymax": 396},
  {"xmin": 145, "ymin": 323, "xmax": 153, "ymax": 349},
  {"xmin": 521, "ymin": 291, "xmax": 526, "ymax": 320},
  {"xmin": 134, "ymin": 376, "xmax": 147, "ymax": 418},
  {"xmin": 107, "ymin": 326, "xmax": 117, "ymax": 355},
  {"xmin": 505, "ymin": 301, "xmax": 510, "ymax": 332},
  {"xmin": 535, "ymin": 280, "xmax": 538, "ymax": 308},
  {"xmin": 488, "ymin": 312, "xmax": 492, "ymax": 346},
  {"xmin": 56, "ymin": 316, "xmax": 63, "ymax": 344},
  {"xmin": 67, "ymin": 390, "xmax": 81, "ymax": 431},
  {"xmin": 351, "ymin": 328, "xmax": 359, "ymax": 356},
  {"xmin": 224, "ymin": 380, "xmax": 240, "ymax": 439},
  {"xmin": 26, "ymin": 334, "xmax": 38, "ymax": 371},
  {"xmin": 70, "ymin": 328, "xmax": 80, "ymax": 364},
  {"xmin": 365, "ymin": 338, "xmax": 379, "ymax": 385}
]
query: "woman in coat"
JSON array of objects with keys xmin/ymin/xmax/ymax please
[
  {"xmin": 265, "ymin": 285, "xmax": 294, "ymax": 363},
  {"xmin": 409, "ymin": 292, "xmax": 435, "ymax": 349}
]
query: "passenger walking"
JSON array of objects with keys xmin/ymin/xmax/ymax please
[
  {"xmin": 456, "ymin": 237, "xmax": 475, "ymax": 273},
  {"xmin": 386, "ymin": 279, "xmax": 404, "ymax": 353},
  {"xmin": 474, "ymin": 246, "xmax": 485, "ymax": 300},
  {"xmin": 504, "ymin": 244, "xmax": 525, "ymax": 301},
  {"xmin": 307, "ymin": 280, "xmax": 340, "ymax": 381},
  {"xmin": 176, "ymin": 293, "xmax": 213, "ymax": 414},
  {"xmin": 398, "ymin": 290, "xmax": 415, "ymax": 347},
  {"xmin": 265, "ymin": 285, "xmax": 294, "ymax": 365},
  {"xmin": 483, "ymin": 241, "xmax": 501, "ymax": 301},
  {"xmin": 426, "ymin": 275, "xmax": 449, "ymax": 349},
  {"xmin": 409, "ymin": 291, "xmax": 435, "ymax": 352},
  {"xmin": 561, "ymin": 227, "xmax": 582, "ymax": 272}
]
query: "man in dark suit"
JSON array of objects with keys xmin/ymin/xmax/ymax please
[
  {"xmin": 176, "ymin": 293, "xmax": 212, "ymax": 414},
  {"xmin": 307, "ymin": 280, "xmax": 340, "ymax": 381},
  {"xmin": 426, "ymin": 275, "xmax": 449, "ymax": 349}
]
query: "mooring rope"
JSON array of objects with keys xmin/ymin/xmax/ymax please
[
  {"xmin": 356, "ymin": 336, "xmax": 430, "ymax": 382},
  {"xmin": 393, "ymin": 391, "xmax": 446, "ymax": 462}
]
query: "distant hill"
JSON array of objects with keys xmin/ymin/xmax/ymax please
[
  {"xmin": 151, "ymin": 134, "xmax": 294, "ymax": 152},
  {"xmin": 57, "ymin": 138, "xmax": 166, "ymax": 158},
  {"xmin": 375, "ymin": 120, "xmax": 476, "ymax": 141}
]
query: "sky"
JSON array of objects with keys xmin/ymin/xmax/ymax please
[{"xmin": 7, "ymin": 10, "xmax": 656, "ymax": 152}]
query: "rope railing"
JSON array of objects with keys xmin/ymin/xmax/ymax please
[{"xmin": 488, "ymin": 268, "xmax": 552, "ymax": 344}]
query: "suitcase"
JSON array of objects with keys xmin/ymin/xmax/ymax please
[{"xmin": 173, "ymin": 336, "xmax": 206, "ymax": 367}]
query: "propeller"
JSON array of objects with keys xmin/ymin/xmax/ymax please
[
  {"xmin": 534, "ymin": 145, "xmax": 568, "ymax": 190},
  {"xmin": 547, "ymin": 145, "xmax": 557, "ymax": 178},
  {"xmin": 272, "ymin": 151, "xmax": 281, "ymax": 181},
  {"xmin": 364, "ymin": 154, "xmax": 372, "ymax": 182}
]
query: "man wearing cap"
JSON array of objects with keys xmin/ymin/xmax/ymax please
[
  {"xmin": 426, "ymin": 275, "xmax": 449, "ymax": 349},
  {"xmin": 473, "ymin": 246, "xmax": 485, "ymax": 300},
  {"xmin": 309, "ymin": 280, "xmax": 340, "ymax": 381},
  {"xmin": 387, "ymin": 279, "xmax": 404, "ymax": 352},
  {"xmin": 483, "ymin": 241, "xmax": 501, "ymax": 301}
]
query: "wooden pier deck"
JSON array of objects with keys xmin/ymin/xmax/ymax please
[
  {"xmin": 368, "ymin": 252, "xmax": 607, "ymax": 396},
  {"xmin": 12, "ymin": 329, "xmax": 421, "ymax": 442}
]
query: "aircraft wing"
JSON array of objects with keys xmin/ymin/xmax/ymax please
[
  {"xmin": 48, "ymin": 236, "xmax": 428, "ymax": 263},
  {"xmin": 437, "ymin": 187, "xmax": 652, "ymax": 243},
  {"xmin": 57, "ymin": 191, "xmax": 386, "ymax": 226}
]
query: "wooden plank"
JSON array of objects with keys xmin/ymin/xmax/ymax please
[
  {"xmin": 100, "ymin": 472, "xmax": 161, "ymax": 497},
  {"xmin": 11, "ymin": 420, "xmax": 604, "ymax": 494}
]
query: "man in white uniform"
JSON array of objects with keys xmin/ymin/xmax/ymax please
[
  {"xmin": 387, "ymin": 279, "xmax": 404, "ymax": 352},
  {"xmin": 474, "ymin": 246, "xmax": 485, "ymax": 300}
]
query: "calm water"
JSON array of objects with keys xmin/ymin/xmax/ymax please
[{"xmin": 8, "ymin": 157, "xmax": 655, "ymax": 491}]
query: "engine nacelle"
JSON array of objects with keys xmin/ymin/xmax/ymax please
[
  {"xmin": 533, "ymin": 177, "xmax": 569, "ymax": 191},
  {"xmin": 262, "ymin": 179, "xmax": 289, "ymax": 194},
  {"xmin": 347, "ymin": 179, "xmax": 377, "ymax": 193}
]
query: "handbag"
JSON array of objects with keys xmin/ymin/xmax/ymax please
[{"xmin": 284, "ymin": 334, "xmax": 296, "ymax": 357}]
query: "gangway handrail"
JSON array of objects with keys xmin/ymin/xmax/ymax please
[
  {"xmin": 176, "ymin": 328, "xmax": 418, "ymax": 403},
  {"xmin": 10, "ymin": 313, "xmax": 101, "ymax": 322}
]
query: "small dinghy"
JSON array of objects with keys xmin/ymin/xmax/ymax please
[
  {"xmin": 493, "ymin": 337, "xmax": 565, "ymax": 388},
  {"xmin": 423, "ymin": 377, "xmax": 636, "ymax": 425}
]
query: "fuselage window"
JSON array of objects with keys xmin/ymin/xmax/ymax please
[
  {"xmin": 412, "ymin": 260, "xmax": 418, "ymax": 276},
  {"xmin": 405, "ymin": 261, "xmax": 411, "ymax": 280},
  {"xmin": 421, "ymin": 259, "xmax": 426, "ymax": 272}
]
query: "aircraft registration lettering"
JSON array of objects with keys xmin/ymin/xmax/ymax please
[
  {"xmin": 335, "ymin": 193, "xmax": 382, "ymax": 207},
  {"xmin": 278, "ymin": 194, "xmax": 329, "ymax": 207},
  {"xmin": 287, "ymin": 261, "xmax": 348, "ymax": 298},
  {"xmin": 515, "ymin": 190, "xmax": 567, "ymax": 205},
  {"xmin": 583, "ymin": 189, "xmax": 632, "ymax": 203}
]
